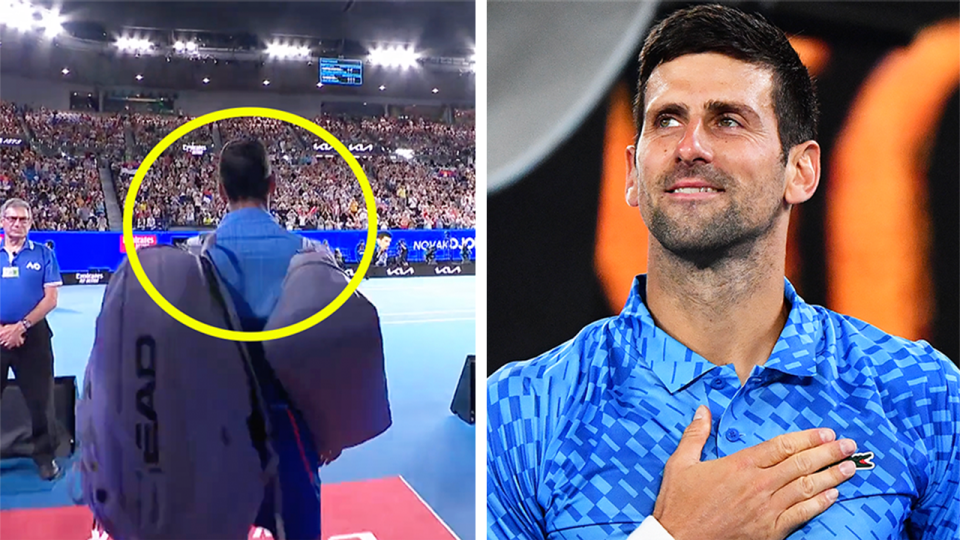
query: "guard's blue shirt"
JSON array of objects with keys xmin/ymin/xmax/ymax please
[
  {"xmin": 203, "ymin": 207, "xmax": 322, "ymax": 539},
  {"xmin": 0, "ymin": 238, "xmax": 62, "ymax": 323},
  {"xmin": 488, "ymin": 275, "xmax": 960, "ymax": 540}
]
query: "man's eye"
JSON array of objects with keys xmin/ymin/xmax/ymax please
[
  {"xmin": 657, "ymin": 117, "xmax": 680, "ymax": 128},
  {"xmin": 718, "ymin": 117, "xmax": 741, "ymax": 128}
]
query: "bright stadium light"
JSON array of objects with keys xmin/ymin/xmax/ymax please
[
  {"xmin": 61, "ymin": 67, "xmax": 69, "ymax": 75},
  {"xmin": 368, "ymin": 45, "xmax": 419, "ymax": 70},
  {"xmin": 379, "ymin": 85, "xmax": 386, "ymax": 91},
  {"xmin": 41, "ymin": 9, "xmax": 63, "ymax": 38},
  {"xmin": 432, "ymin": 88, "xmax": 439, "ymax": 94},
  {"xmin": 262, "ymin": 79, "xmax": 270, "ymax": 86},
  {"xmin": 202, "ymin": 77, "xmax": 210, "ymax": 84},
  {"xmin": 7, "ymin": 1, "xmax": 35, "ymax": 32},
  {"xmin": 266, "ymin": 41, "xmax": 310, "ymax": 60},
  {"xmin": 316, "ymin": 82, "xmax": 323, "ymax": 88},
  {"xmin": 185, "ymin": 41, "xmax": 198, "ymax": 52},
  {"xmin": 174, "ymin": 40, "xmax": 185, "ymax": 51},
  {"xmin": 116, "ymin": 36, "xmax": 154, "ymax": 53},
  {"xmin": 135, "ymin": 74, "xmax": 143, "ymax": 81}
]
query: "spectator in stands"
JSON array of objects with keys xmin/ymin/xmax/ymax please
[{"xmin": 2, "ymin": 101, "xmax": 476, "ymax": 233}]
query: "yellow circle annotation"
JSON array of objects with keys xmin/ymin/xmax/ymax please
[{"xmin": 122, "ymin": 106, "xmax": 377, "ymax": 342}]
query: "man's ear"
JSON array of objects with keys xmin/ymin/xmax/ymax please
[
  {"xmin": 784, "ymin": 141, "xmax": 820, "ymax": 205},
  {"xmin": 625, "ymin": 145, "xmax": 640, "ymax": 207}
]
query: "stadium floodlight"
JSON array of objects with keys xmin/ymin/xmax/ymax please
[
  {"xmin": 202, "ymin": 77, "xmax": 210, "ymax": 84},
  {"xmin": 262, "ymin": 79, "xmax": 270, "ymax": 86},
  {"xmin": 116, "ymin": 36, "xmax": 154, "ymax": 53},
  {"xmin": 174, "ymin": 41, "xmax": 186, "ymax": 51},
  {"xmin": 432, "ymin": 88, "xmax": 439, "ymax": 94},
  {"xmin": 266, "ymin": 41, "xmax": 311, "ymax": 60},
  {"xmin": 41, "ymin": 9, "xmax": 63, "ymax": 38},
  {"xmin": 135, "ymin": 74, "xmax": 143, "ymax": 81},
  {"xmin": 316, "ymin": 82, "xmax": 323, "ymax": 88},
  {"xmin": 368, "ymin": 45, "xmax": 420, "ymax": 70},
  {"xmin": 61, "ymin": 67, "xmax": 69, "ymax": 75},
  {"xmin": 379, "ymin": 85, "xmax": 386, "ymax": 91},
  {"xmin": 185, "ymin": 41, "xmax": 198, "ymax": 52},
  {"xmin": 6, "ymin": 1, "xmax": 35, "ymax": 32}
]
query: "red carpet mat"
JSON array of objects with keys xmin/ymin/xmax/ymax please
[{"xmin": 0, "ymin": 476, "xmax": 459, "ymax": 540}]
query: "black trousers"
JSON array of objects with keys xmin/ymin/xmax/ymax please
[{"xmin": 0, "ymin": 319, "xmax": 56, "ymax": 463}]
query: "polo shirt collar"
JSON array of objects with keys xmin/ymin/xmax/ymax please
[
  {"xmin": 217, "ymin": 206, "xmax": 275, "ymax": 230},
  {"xmin": 0, "ymin": 238, "xmax": 33, "ymax": 251},
  {"xmin": 622, "ymin": 274, "xmax": 823, "ymax": 393}
]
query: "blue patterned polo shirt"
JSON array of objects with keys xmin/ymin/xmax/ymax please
[{"xmin": 488, "ymin": 275, "xmax": 960, "ymax": 540}]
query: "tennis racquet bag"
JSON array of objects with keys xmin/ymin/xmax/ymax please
[
  {"xmin": 76, "ymin": 245, "xmax": 279, "ymax": 540},
  {"xmin": 190, "ymin": 232, "xmax": 391, "ymax": 451},
  {"xmin": 263, "ymin": 247, "xmax": 392, "ymax": 453}
]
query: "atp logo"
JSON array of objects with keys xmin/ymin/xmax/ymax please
[{"xmin": 25, "ymin": 262, "xmax": 41, "ymax": 271}]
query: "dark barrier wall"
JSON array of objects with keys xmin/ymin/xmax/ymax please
[{"xmin": 10, "ymin": 230, "xmax": 475, "ymax": 273}]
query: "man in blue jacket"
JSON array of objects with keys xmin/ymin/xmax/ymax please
[{"xmin": 204, "ymin": 137, "xmax": 340, "ymax": 539}]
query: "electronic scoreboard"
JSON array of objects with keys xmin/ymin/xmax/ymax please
[{"xmin": 319, "ymin": 58, "xmax": 363, "ymax": 86}]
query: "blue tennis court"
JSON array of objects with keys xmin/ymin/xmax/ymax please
[{"xmin": 0, "ymin": 276, "xmax": 476, "ymax": 539}]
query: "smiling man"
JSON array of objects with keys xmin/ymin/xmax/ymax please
[{"xmin": 487, "ymin": 5, "xmax": 960, "ymax": 540}]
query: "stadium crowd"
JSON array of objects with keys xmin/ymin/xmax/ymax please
[
  {"xmin": 24, "ymin": 107, "xmax": 127, "ymax": 162},
  {"xmin": 133, "ymin": 114, "xmax": 213, "ymax": 157},
  {"xmin": 1, "ymin": 145, "xmax": 108, "ymax": 231},
  {"xmin": 115, "ymin": 152, "xmax": 475, "ymax": 231},
  {"xmin": 0, "ymin": 101, "xmax": 23, "ymax": 136},
  {"xmin": 1, "ymin": 100, "xmax": 475, "ymax": 232},
  {"xmin": 218, "ymin": 117, "xmax": 301, "ymax": 157}
]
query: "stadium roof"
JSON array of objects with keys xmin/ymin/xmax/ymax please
[
  {"xmin": 2, "ymin": 1, "xmax": 476, "ymax": 103},
  {"xmin": 40, "ymin": 1, "xmax": 475, "ymax": 56}
]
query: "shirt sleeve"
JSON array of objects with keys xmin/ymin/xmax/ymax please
[
  {"xmin": 43, "ymin": 245, "xmax": 62, "ymax": 286},
  {"xmin": 487, "ymin": 366, "xmax": 547, "ymax": 540},
  {"xmin": 625, "ymin": 516, "xmax": 676, "ymax": 540},
  {"xmin": 908, "ymin": 349, "xmax": 960, "ymax": 539}
]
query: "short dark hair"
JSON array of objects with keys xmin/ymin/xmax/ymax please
[
  {"xmin": 218, "ymin": 138, "xmax": 272, "ymax": 202},
  {"xmin": 634, "ymin": 4, "xmax": 819, "ymax": 158}
]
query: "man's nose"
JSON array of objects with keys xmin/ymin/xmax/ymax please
[{"xmin": 675, "ymin": 120, "xmax": 714, "ymax": 164}]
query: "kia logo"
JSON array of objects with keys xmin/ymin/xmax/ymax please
[
  {"xmin": 387, "ymin": 267, "xmax": 414, "ymax": 276},
  {"xmin": 435, "ymin": 266, "xmax": 461, "ymax": 275}
]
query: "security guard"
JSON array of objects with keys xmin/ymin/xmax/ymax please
[{"xmin": 0, "ymin": 198, "xmax": 62, "ymax": 480}]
